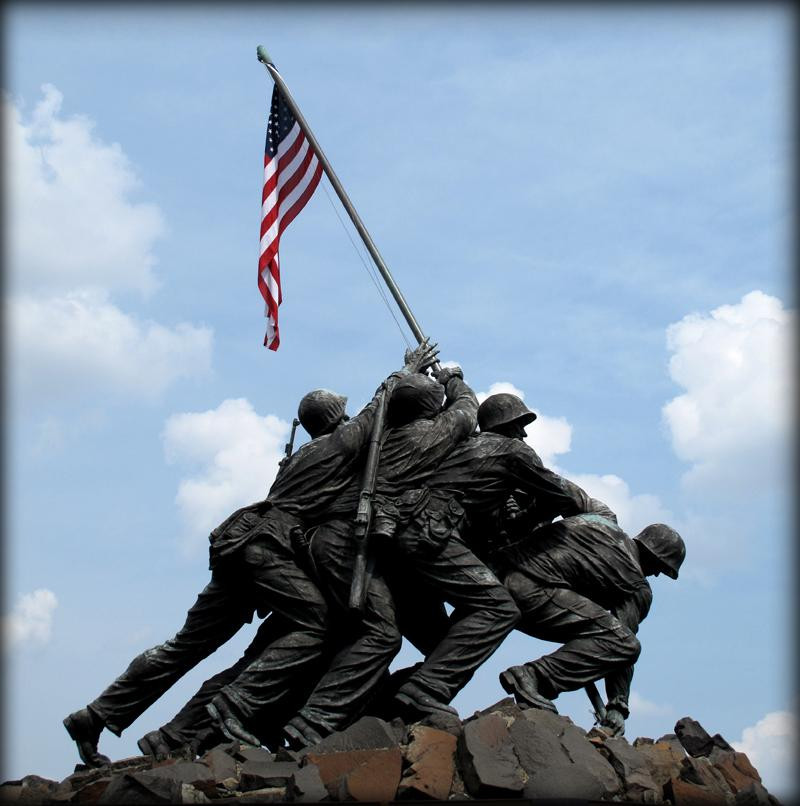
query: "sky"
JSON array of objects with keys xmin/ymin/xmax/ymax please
[{"xmin": 2, "ymin": 3, "xmax": 796, "ymax": 800}]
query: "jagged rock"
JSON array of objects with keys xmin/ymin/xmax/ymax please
[
  {"xmin": 234, "ymin": 747, "xmax": 276, "ymax": 764},
  {"xmin": 239, "ymin": 760, "xmax": 298, "ymax": 792},
  {"xmin": 397, "ymin": 725, "xmax": 457, "ymax": 800},
  {"xmin": 734, "ymin": 781, "xmax": 778, "ymax": 805},
  {"xmin": 458, "ymin": 712, "xmax": 523, "ymax": 798},
  {"xmin": 179, "ymin": 783, "xmax": 211, "ymax": 803},
  {"xmin": 219, "ymin": 776, "xmax": 239, "ymax": 792},
  {"xmin": 200, "ymin": 746, "xmax": 237, "ymax": 781},
  {"xmin": 600, "ymin": 736, "xmax": 661, "ymax": 800},
  {"xmin": 97, "ymin": 772, "xmax": 178, "ymax": 804},
  {"xmin": 665, "ymin": 775, "xmax": 723, "ymax": 805},
  {"xmin": 635, "ymin": 737, "xmax": 687, "ymax": 787},
  {"xmin": 275, "ymin": 746, "xmax": 302, "ymax": 763},
  {"xmin": 69, "ymin": 777, "xmax": 112, "ymax": 804},
  {"xmin": 709, "ymin": 749, "xmax": 763, "ymax": 794},
  {"xmin": 538, "ymin": 709, "xmax": 620, "ymax": 797},
  {"xmin": 2, "ymin": 710, "xmax": 782, "ymax": 804},
  {"xmin": 304, "ymin": 748, "xmax": 403, "ymax": 801},
  {"xmin": 238, "ymin": 786, "xmax": 289, "ymax": 802},
  {"xmin": 306, "ymin": 716, "xmax": 399, "ymax": 755},
  {"xmin": 467, "ymin": 696, "xmax": 523, "ymax": 723},
  {"xmin": 387, "ymin": 717, "xmax": 408, "ymax": 745},
  {"xmin": 680, "ymin": 755, "xmax": 736, "ymax": 802},
  {"xmin": 0, "ymin": 776, "xmax": 59, "ymax": 804},
  {"xmin": 339, "ymin": 751, "xmax": 403, "ymax": 801},
  {"xmin": 511, "ymin": 709, "xmax": 619, "ymax": 800},
  {"xmin": 292, "ymin": 763, "xmax": 328, "ymax": 802},
  {"xmin": 94, "ymin": 762, "xmax": 215, "ymax": 804},
  {"xmin": 138, "ymin": 761, "xmax": 216, "ymax": 787},
  {"xmin": 675, "ymin": 717, "xmax": 734, "ymax": 758},
  {"xmin": 417, "ymin": 711, "xmax": 463, "ymax": 738}
]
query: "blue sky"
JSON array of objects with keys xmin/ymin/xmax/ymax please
[{"xmin": 3, "ymin": 4, "xmax": 796, "ymax": 799}]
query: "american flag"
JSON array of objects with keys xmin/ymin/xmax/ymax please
[{"xmin": 259, "ymin": 84, "xmax": 322, "ymax": 349}]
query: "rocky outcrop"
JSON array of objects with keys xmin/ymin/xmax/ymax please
[{"xmin": 0, "ymin": 705, "xmax": 782, "ymax": 803}]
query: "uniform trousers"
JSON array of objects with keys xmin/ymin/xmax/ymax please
[
  {"xmin": 88, "ymin": 509, "xmax": 328, "ymax": 735},
  {"xmin": 503, "ymin": 570, "xmax": 640, "ymax": 699}
]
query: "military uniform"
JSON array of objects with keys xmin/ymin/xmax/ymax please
[{"xmin": 498, "ymin": 508, "xmax": 650, "ymax": 711}]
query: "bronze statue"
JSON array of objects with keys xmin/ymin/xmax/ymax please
[{"xmin": 496, "ymin": 510, "xmax": 686, "ymax": 735}]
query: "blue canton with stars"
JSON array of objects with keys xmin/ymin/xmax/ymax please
[{"xmin": 265, "ymin": 86, "xmax": 296, "ymax": 157}]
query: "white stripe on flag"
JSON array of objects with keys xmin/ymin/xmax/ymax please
[{"xmin": 259, "ymin": 154, "xmax": 320, "ymax": 253}]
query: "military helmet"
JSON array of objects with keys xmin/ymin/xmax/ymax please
[
  {"xmin": 388, "ymin": 374, "xmax": 444, "ymax": 426},
  {"xmin": 298, "ymin": 389, "xmax": 348, "ymax": 438},
  {"xmin": 478, "ymin": 393, "xmax": 537, "ymax": 433},
  {"xmin": 635, "ymin": 524, "xmax": 686, "ymax": 579}
]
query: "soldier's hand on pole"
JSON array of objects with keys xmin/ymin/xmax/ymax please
[
  {"xmin": 404, "ymin": 338, "xmax": 439, "ymax": 374},
  {"xmin": 435, "ymin": 365, "xmax": 463, "ymax": 386}
]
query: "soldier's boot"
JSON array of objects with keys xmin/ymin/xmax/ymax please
[
  {"xmin": 499, "ymin": 665, "xmax": 558, "ymax": 714},
  {"xmin": 394, "ymin": 681, "xmax": 458, "ymax": 720},
  {"xmin": 283, "ymin": 715, "xmax": 325, "ymax": 750},
  {"xmin": 206, "ymin": 697, "xmax": 261, "ymax": 747},
  {"xmin": 63, "ymin": 707, "xmax": 112, "ymax": 768}
]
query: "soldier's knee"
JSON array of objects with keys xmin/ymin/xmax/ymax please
[
  {"xmin": 372, "ymin": 619, "xmax": 403, "ymax": 657},
  {"xmin": 302, "ymin": 600, "xmax": 330, "ymax": 637},
  {"xmin": 626, "ymin": 634, "xmax": 642, "ymax": 663},
  {"xmin": 615, "ymin": 631, "xmax": 641, "ymax": 664},
  {"xmin": 491, "ymin": 590, "xmax": 521, "ymax": 629}
]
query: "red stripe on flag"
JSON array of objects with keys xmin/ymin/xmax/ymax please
[
  {"xmin": 262, "ymin": 128, "xmax": 305, "ymax": 203},
  {"xmin": 259, "ymin": 160, "xmax": 322, "ymax": 270},
  {"xmin": 260, "ymin": 147, "xmax": 318, "ymax": 239}
]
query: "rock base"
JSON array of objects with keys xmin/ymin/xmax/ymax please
[{"xmin": 0, "ymin": 704, "xmax": 781, "ymax": 804}]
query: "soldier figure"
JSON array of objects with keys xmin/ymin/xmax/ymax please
[{"xmin": 496, "ymin": 512, "xmax": 686, "ymax": 735}]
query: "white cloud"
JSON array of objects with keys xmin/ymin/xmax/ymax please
[
  {"xmin": 733, "ymin": 710, "xmax": 798, "ymax": 801},
  {"xmin": 4, "ymin": 589, "xmax": 58, "ymax": 649},
  {"xmin": 629, "ymin": 690, "xmax": 674, "ymax": 718},
  {"xmin": 662, "ymin": 291, "xmax": 794, "ymax": 491},
  {"xmin": 567, "ymin": 472, "xmax": 673, "ymax": 537},
  {"xmin": 4, "ymin": 86, "xmax": 213, "ymax": 409},
  {"xmin": 163, "ymin": 399, "xmax": 290, "ymax": 554},
  {"xmin": 8, "ymin": 290, "xmax": 212, "ymax": 402},
  {"xmin": 476, "ymin": 381, "xmax": 573, "ymax": 467},
  {"xmin": 4, "ymin": 84, "xmax": 164, "ymax": 296}
]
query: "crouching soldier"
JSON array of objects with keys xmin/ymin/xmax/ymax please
[{"xmin": 496, "ymin": 511, "xmax": 686, "ymax": 736}]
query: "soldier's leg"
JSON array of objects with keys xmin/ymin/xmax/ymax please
[
  {"xmin": 388, "ymin": 560, "xmax": 450, "ymax": 657},
  {"xmin": 209, "ymin": 534, "xmax": 331, "ymax": 736},
  {"xmin": 394, "ymin": 533, "xmax": 520, "ymax": 712},
  {"xmin": 285, "ymin": 520, "xmax": 402, "ymax": 745},
  {"xmin": 155, "ymin": 612, "xmax": 326, "ymax": 753},
  {"xmin": 503, "ymin": 571, "xmax": 641, "ymax": 700},
  {"xmin": 65, "ymin": 573, "xmax": 251, "ymax": 766},
  {"xmin": 148, "ymin": 613, "xmax": 284, "ymax": 754}
]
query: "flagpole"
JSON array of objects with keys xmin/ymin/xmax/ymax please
[{"xmin": 256, "ymin": 45, "xmax": 432, "ymax": 351}]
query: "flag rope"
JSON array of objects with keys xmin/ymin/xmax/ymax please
[{"xmin": 319, "ymin": 178, "xmax": 414, "ymax": 350}]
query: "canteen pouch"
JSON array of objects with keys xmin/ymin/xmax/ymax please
[{"xmin": 414, "ymin": 494, "xmax": 466, "ymax": 555}]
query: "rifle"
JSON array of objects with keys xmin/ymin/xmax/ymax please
[
  {"xmin": 348, "ymin": 384, "xmax": 391, "ymax": 614},
  {"xmin": 585, "ymin": 680, "xmax": 607, "ymax": 723},
  {"xmin": 279, "ymin": 418, "xmax": 300, "ymax": 469}
]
